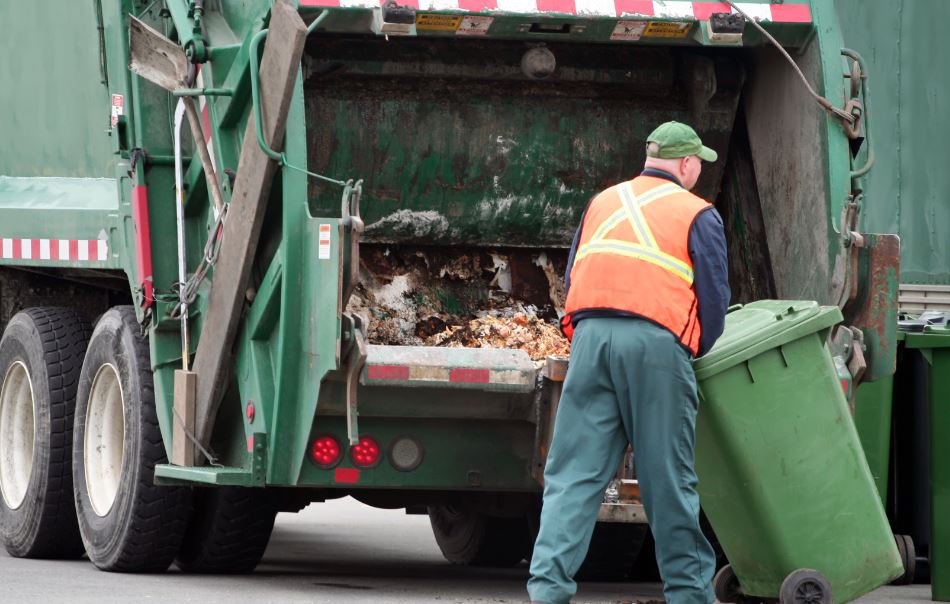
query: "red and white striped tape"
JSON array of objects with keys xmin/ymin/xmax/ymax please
[
  {"xmin": 196, "ymin": 66, "xmax": 217, "ymax": 170},
  {"xmin": 366, "ymin": 363, "xmax": 532, "ymax": 387},
  {"xmin": 0, "ymin": 238, "xmax": 108, "ymax": 262},
  {"xmin": 301, "ymin": 0, "xmax": 810, "ymax": 21}
]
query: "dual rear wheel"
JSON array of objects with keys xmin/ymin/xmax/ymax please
[
  {"xmin": 0, "ymin": 307, "xmax": 275, "ymax": 573},
  {"xmin": 428, "ymin": 504, "xmax": 648, "ymax": 581}
]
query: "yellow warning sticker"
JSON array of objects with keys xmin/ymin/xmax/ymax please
[
  {"xmin": 415, "ymin": 13, "xmax": 463, "ymax": 31},
  {"xmin": 643, "ymin": 21, "xmax": 692, "ymax": 38}
]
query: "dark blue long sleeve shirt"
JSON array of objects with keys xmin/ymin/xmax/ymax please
[{"xmin": 564, "ymin": 169, "xmax": 731, "ymax": 357}]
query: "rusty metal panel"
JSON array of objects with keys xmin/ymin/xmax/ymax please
[
  {"xmin": 842, "ymin": 234, "xmax": 901, "ymax": 381},
  {"xmin": 836, "ymin": 0, "xmax": 950, "ymax": 285},
  {"xmin": 303, "ymin": 37, "xmax": 744, "ymax": 248}
]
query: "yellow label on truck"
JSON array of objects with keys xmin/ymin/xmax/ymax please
[
  {"xmin": 643, "ymin": 21, "xmax": 692, "ymax": 38},
  {"xmin": 416, "ymin": 13, "xmax": 463, "ymax": 31}
]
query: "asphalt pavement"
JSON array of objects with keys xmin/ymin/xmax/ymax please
[{"xmin": 0, "ymin": 497, "xmax": 931, "ymax": 603}]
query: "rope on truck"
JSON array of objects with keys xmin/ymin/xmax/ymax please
[{"xmin": 173, "ymin": 407, "xmax": 223, "ymax": 467}]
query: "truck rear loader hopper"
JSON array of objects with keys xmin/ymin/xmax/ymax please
[{"xmin": 0, "ymin": 0, "xmax": 890, "ymax": 578}]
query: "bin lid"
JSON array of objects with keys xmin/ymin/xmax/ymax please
[{"xmin": 693, "ymin": 300, "xmax": 843, "ymax": 380}]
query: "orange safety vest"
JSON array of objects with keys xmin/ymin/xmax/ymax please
[{"xmin": 562, "ymin": 176, "xmax": 711, "ymax": 356}]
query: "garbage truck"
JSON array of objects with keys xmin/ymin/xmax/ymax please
[{"xmin": 0, "ymin": 0, "xmax": 898, "ymax": 584}]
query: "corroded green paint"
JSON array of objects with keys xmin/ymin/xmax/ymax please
[{"xmin": 304, "ymin": 37, "xmax": 744, "ymax": 247}]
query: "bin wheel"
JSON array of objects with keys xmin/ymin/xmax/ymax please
[
  {"xmin": 779, "ymin": 569, "xmax": 832, "ymax": 604},
  {"xmin": 713, "ymin": 564, "xmax": 744, "ymax": 603},
  {"xmin": 891, "ymin": 534, "xmax": 916, "ymax": 585}
]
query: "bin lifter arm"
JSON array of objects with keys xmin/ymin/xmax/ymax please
[
  {"xmin": 164, "ymin": 0, "xmax": 210, "ymax": 63},
  {"xmin": 190, "ymin": 1, "xmax": 308, "ymax": 449}
]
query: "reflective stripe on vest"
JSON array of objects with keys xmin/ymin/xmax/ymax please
[
  {"xmin": 574, "ymin": 182, "xmax": 693, "ymax": 283},
  {"xmin": 562, "ymin": 176, "xmax": 710, "ymax": 355}
]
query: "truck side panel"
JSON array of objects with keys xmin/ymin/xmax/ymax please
[
  {"xmin": 836, "ymin": 0, "xmax": 950, "ymax": 286},
  {"xmin": 0, "ymin": 1, "xmax": 115, "ymax": 178}
]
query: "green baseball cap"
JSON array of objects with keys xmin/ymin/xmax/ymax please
[{"xmin": 646, "ymin": 121, "xmax": 718, "ymax": 162}]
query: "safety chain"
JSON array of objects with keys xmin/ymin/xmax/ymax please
[{"xmin": 169, "ymin": 204, "xmax": 228, "ymax": 320}]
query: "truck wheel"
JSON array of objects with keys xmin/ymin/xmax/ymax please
[
  {"xmin": 176, "ymin": 487, "xmax": 278, "ymax": 573},
  {"xmin": 575, "ymin": 522, "xmax": 648, "ymax": 582},
  {"xmin": 0, "ymin": 308, "xmax": 91, "ymax": 558},
  {"xmin": 779, "ymin": 569, "xmax": 832, "ymax": 604},
  {"xmin": 428, "ymin": 504, "xmax": 530, "ymax": 567},
  {"xmin": 71, "ymin": 307, "xmax": 191, "ymax": 572}
]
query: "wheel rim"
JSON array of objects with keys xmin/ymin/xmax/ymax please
[
  {"xmin": 795, "ymin": 579, "xmax": 825, "ymax": 604},
  {"xmin": 0, "ymin": 362, "xmax": 36, "ymax": 510},
  {"xmin": 84, "ymin": 363, "xmax": 125, "ymax": 517}
]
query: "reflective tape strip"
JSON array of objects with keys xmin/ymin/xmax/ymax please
[
  {"xmin": 590, "ymin": 208, "xmax": 627, "ymax": 243},
  {"xmin": 575, "ymin": 239, "xmax": 694, "ymax": 283},
  {"xmin": 364, "ymin": 364, "xmax": 533, "ymax": 388},
  {"xmin": 636, "ymin": 182, "xmax": 684, "ymax": 208},
  {"xmin": 450, "ymin": 368, "xmax": 490, "ymax": 383},
  {"xmin": 0, "ymin": 238, "xmax": 108, "ymax": 263},
  {"xmin": 366, "ymin": 365, "xmax": 411, "ymax": 380},
  {"xmin": 589, "ymin": 183, "xmax": 682, "ymax": 244},
  {"xmin": 334, "ymin": 468, "xmax": 360, "ymax": 483},
  {"xmin": 197, "ymin": 67, "xmax": 217, "ymax": 170},
  {"xmin": 299, "ymin": 0, "xmax": 811, "ymax": 21},
  {"xmin": 618, "ymin": 183, "xmax": 658, "ymax": 249},
  {"xmin": 653, "ymin": 0, "xmax": 693, "ymax": 19}
]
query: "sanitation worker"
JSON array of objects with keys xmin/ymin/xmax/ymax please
[{"xmin": 528, "ymin": 121, "xmax": 730, "ymax": 604}]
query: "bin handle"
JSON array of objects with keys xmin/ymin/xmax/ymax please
[{"xmin": 777, "ymin": 302, "xmax": 817, "ymax": 319}]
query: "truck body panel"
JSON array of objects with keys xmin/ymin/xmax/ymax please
[
  {"xmin": 836, "ymin": 0, "xmax": 949, "ymax": 287},
  {"xmin": 0, "ymin": 0, "xmax": 875, "ymax": 500}
]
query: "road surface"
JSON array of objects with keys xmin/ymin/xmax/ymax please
[{"xmin": 0, "ymin": 497, "xmax": 931, "ymax": 603}]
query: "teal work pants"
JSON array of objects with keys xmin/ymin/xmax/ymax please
[{"xmin": 527, "ymin": 317, "xmax": 715, "ymax": 604}]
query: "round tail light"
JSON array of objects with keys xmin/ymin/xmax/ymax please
[
  {"xmin": 310, "ymin": 435, "xmax": 342, "ymax": 468},
  {"xmin": 350, "ymin": 436, "xmax": 381, "ymax": 468},
  {"xmin": 389, "ymin": 436, "xmax": 424, "ymax": 472}
]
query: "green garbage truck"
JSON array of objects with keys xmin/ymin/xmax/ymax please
[{"xmin": 0, "ymin": 0, "xmax": 899, "ymax": 584}]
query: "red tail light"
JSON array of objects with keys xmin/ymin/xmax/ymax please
[
  {"xmin": 310, "ymin": 435, "xmax": 342, "ymax": 468},
  {"xmin": 350, "ymin": 436, "xmax": 381, "ymax": 468}
]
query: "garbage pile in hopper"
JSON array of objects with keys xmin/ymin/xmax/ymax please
[{"xmin": 347, "ymin": 247, "xmax": 570, "ymax": 360}]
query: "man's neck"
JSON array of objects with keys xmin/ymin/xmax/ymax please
[{"xmin": 640, "ymin": 168, "xmax": 683, "ymax": 188}]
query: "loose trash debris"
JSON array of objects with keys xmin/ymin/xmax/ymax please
[{"xmin": 347, "ymin": 246, "xmax": 570, "ymax": 360}]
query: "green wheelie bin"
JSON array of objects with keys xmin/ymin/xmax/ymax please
[
  {"xmin": 900, "ymin": 318, "xmax": 950, "ymax": 602},
  {"xmin": 693, "ymin": 300, "xmax": 903, "ymax": 604}
]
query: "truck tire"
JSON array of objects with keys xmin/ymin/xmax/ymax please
[
  {"xmin": 575, "ymin": 522, "xmax": 649, "ymax": 582},
  {"xmin": 0, "ymin": 308, "xmax": 91, "ymax": 559},
  {"xmin": 71, "ymin": 307, "xmax": 192, "ymax": 572},
  {"xmin": 428, "ymin": 504, "xmax": 530, "ymax": 567},
  {"xmin": 176, "ymin": 487, "xmax": 278, "ymax": 573}
]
